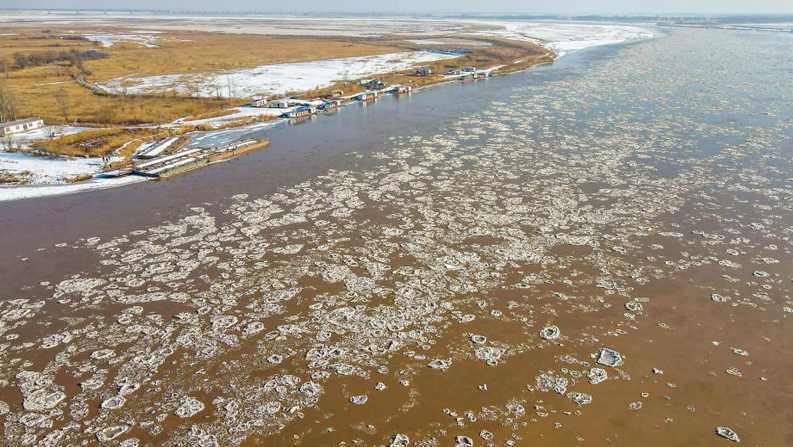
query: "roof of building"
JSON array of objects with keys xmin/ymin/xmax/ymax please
[{"xmin": 1, "ymin": 117, "xmax": 43, "ymax": 127}]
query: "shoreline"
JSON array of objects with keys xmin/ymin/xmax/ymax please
[
  {"xmin": 0, "ymin": 21, "xmax": 656, "ymax": 202},
  {"xmin": 0, "ymin": 52, "xmax": 554, "ymax": 202}
]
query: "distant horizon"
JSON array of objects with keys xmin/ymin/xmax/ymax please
[{"xmin": 2, "ymin": 8, "xmax": 793, "ymax": 18}]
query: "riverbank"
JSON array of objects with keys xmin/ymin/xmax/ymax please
[{"xmin": 0, "ymin": 17, "xmax": 654, "ymax": 201}]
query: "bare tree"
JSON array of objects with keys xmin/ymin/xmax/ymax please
[
  {"xmin": 96, "ymin": 104, "xmax": 115, "ymax": 125},
  {"xmin": 2, "ymin": 134, "xmax": 13, "ymax": 151},
  {"xmin": 0, "ymin": 80, "xmax": 17, "ymax": 123},
  {"xmin": 54, "ymin": 87, "xmax": 70, "ymax": 123}
]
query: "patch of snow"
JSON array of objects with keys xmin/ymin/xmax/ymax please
[
  {"xmin": 5, "ymin": 125, "xmax": 88, "ymax": 149},
  {"xmin": 0, "ymin": 151, "xmax": 103, "ymax": 185},
  {"xmin": 177, "ymin": 106, "xmax": 287, "ymax": 127},
  {"xmin": 81, "ymin": 32, "xmax": 160, "ymax": 48},
  {"xmin": 0, "ymin": 175, "xmax": 147, "ymax": 202},
  {"xmin": 97, "ymin": 51, "xmax": 461, "ymax": 99},
  {"xmin": 407, "ymin": 38, "xmax": 492, "ymax": 47}
]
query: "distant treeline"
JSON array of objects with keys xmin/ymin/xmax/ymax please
[{"xmin": 12, "ymin": 49, "xmax": 107, "ymax": 70}]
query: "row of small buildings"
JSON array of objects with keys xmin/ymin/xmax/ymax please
[
  {"xmin": 249, "ymin": 78, "xmax": 414, "ymax": 119},
  {"xmin": 247, "ymin": 65, "xmax": 484, "ymax": 117},
  {"xmin": 0, "ymin": 117, "xmax": 44, "ymax": 137}
]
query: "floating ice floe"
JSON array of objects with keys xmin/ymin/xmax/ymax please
[
  {"xmin": 470, "ymin": 334, "xmax": 487, "ymax": 344},
  {"xmin": 96, "ymin": 425, "xmax": 129, "ymax": 442},
  {"xmin": 350, "ymin": 395, "xmax": 368, "ymax": 405},
  {"xmin": 587, "ymin": 367, "xmax": 608, "ymax": 384},
  {"xmin": 22, "ymin": 388, "xmax": 66, "ymax": 412},
  {"xmin": 175, "ymin": 397, "xmax": 205, "ymax": 418},
  {"xmin": 475, "ymin": 346, "xmax": 504, "ymax": 366},
  {"xmin": 597, "ymin": 348, "xmax": 624, "ymax": 367},
  {"xmin": 539, "ymin": 325, "xmax": 561, "ymax": 340},
  {"xmin": 536, "ymin": 372, "xmax": 568, "ymax": 395},
  {"xmin": 715, "ymin": 426, "xmax": 740, "ymax": 443},
  {"xmin": 711, "ymin": 293, "xmax": 728, "ymax": 303},
  {"xmin": 428, "ymin": 359, "xmax": 452, "ymax": 370},
  {"xmin": 388, "ymin": 434, "xmax": 410, "ymax": 447},
  {"xmin": 455, "ymin": 435, "xmax": 474, "ymax": 446},
  {"xmin": 569, "ymin": 392, "xmax": 593, "ymax": 406},
  {"xmin": 101, "ymin": 395, "xmax": 126, "ymax": 410},
  {"xmin": 625, "ymin": 301, "xmax": 643, "ymax": 313}
]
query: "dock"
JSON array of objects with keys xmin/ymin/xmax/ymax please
[
  {"xmin": 131, "ymin": 140, "xmax": 268, "ymax": 178},
  {"xmin": 136, "ymin": 136, "xmax": 181, "ymax": 159}
]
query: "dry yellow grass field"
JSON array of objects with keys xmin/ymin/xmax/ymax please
[
  {"xmin": 84, "ymin": 31, "xmax": 402, "ymax": 81},
  {"xmin": 31, "ymin": 127, "xmax": 161, "ymax": 157},
  {"xmin": 0, "ymin": 29, "xmax": 402, "ymax": 126}
]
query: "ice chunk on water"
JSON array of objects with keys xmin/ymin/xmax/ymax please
[
  {"xmin": 427, "ymin": 359, "xmax": 452, "ymax": 370},
  {"xmin": 23, "ymin": 388, "xmax": 65, "ymax": 412},
  {"xmin": 455, "ymin": 435, "xmax": 474, "ymax": 446},
  {"xmin": 539, "ymin": 325, "xmax": 560, "ymax": 340},
  {"xmin": 96, "ymin": 425, "xmax": 129, "ymax": 442},
  {"xmin": 597, "ymin": 348, "xmax": 624, "ymax": 367},
  {"xmin": 715, "ymin": 426, "xmax": 740, "ymax": 443},
  {"xmin": 350, "ymin": 394, "xmax": 368, "ymax": 405},
  {"xmin": 175, "ymin": 396, "xmax": 205, "ymax": 418},
  {"xmin": 587, "ymin": 367, "xmax": 608, "ymax": 384},
  {"xmin": 388, "ymin": 433, "xmax": 410, "ymax": 447}
]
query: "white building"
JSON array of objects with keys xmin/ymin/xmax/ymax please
[
  {"xmin": 0, "ymin": 118, "xmax": 44, "ymax": 137},
  {"xmin": 249, "ymin": 97, "xmax": 269, "ymax": 108},
  {"xmin": 267, "ymin": 99, "xmax": 291, "ymax": 109}
]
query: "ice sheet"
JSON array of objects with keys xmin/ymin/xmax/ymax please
[{"xmin": 476, "ymin": 21, "xmax": 654, "ymax": 56}]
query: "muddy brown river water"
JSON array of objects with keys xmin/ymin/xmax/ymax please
[{"xmin": 1, "ymin": 27, "xmax": 792, "ymax": 446}]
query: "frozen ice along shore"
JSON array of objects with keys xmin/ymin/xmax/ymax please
[{"xmin": 477, "ymin": 21, "xmax": 654, "ymax": 57}]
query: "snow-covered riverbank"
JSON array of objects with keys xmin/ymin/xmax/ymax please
[
  {"xmin": 97, "ymin": 51, "xmax": 461, "ymax": 99},
  {"xmin": 0, "ymin": 19, "xmax": 656, "ymax": 201}
]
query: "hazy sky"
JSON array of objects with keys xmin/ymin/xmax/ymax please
[{"xmin": 2, "ymin": 0, "xmax": 792, "ymax": 15}]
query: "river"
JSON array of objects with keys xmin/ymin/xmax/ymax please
[{"xmin": 0, "ymin": 27, "xmax": 792, "ymax": 446}]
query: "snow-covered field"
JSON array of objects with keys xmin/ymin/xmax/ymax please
[
  {"xmin": 80, "ymin": 31, "xmax": 160, "ymax": 48},
  {"xmin": 477, "ymin": 21, "xmax": 654, "ymax": 57},
  {"xmin": 177, "ymin": 106, "xmax": 288, "ymax": 128},
  {"xmin": 93, "ymin": 21, "xmax": 654, "ymax": 100},
  {"xmin": 6, "ymin": 125, "xmax": 87, "ymax": 148},
  {"xmin": 0, "ymin": 126, "xmax": 107, "ymax": 187},
  {"xmin": 0, "ymin": 152, "xmax": 102, "ymax": 185},
  {"xmin": 98, "ymin": 51, "xmax": 460, "ymax": 99},
  {"xmin": 0, "ymin": 176, "xmax": 146, "ymax": 202},
  {"xmin": 0, "ymin": 12, "xmax": 473, "ymax": 37}
]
